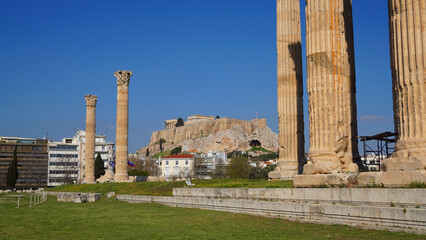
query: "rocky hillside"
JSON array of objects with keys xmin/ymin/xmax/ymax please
[{"xmin": 136, "ymin": 118, "xmax": 278, "ymax": 156}]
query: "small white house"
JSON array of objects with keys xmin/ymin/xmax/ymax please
[{"xmin": 161, "ymin": 154, "xmax": 194, "ymax": 179}]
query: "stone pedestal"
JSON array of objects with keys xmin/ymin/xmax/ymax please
[
  {"xmin": 269, "ymin": 0, "xmax": 305, "ymax": 180},
  {"xmin": 382, "ymin": 0, "xmax": 426, "ymax": 186},
  {"xmin": 114, "ymin": 71, "xmax": 132, "ymax": 182},
  {"xmin": 84, "ymin": 95, "xmax": 97, "ymax": 183},
  {"xmin": 303, "ymin": 0, "xmax": 359, "ymax": 175}
]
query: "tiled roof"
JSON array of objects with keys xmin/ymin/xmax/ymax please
[{"xmin": 163, "ymin": 154, "xmax": 194, "ymax": 159}]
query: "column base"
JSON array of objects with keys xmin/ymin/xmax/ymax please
[
  {"xmin": 268, "ymin": 163, "xmax": 298, "ymax": 180},
  {"xmin": 114, "ymin": 174, "xmax": 133, "ymax": 183},
  {"xmin": 383, "ymin": 156, "xmax": 426, "ymax": 171}
]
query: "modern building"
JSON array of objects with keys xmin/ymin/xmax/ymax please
[
  {"xmin": 71, "ymin": 130, "xmax": 115, "ymax": 182},
  {"xmin": 194, "ymin": 151, "xmax": 228, "ymax": 179},
  {"xmin": 47, "ymin": 130, "xmax": 115, "ymax": 186},
  {"xmin": 161, "ymin": 154, "xmax": 194, "ymax": 180},
  {"xmin": 0, "ymin": 137, "xmax": 48, "ymax": 189},
  {"xmin": 47, "ymin": 138, "xmax": 79, "ymax": 187}
]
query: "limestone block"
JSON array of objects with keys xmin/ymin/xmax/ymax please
[
  {"xmin": 0, "ymin": 190, "xmax": 4, "ymax": 193},
  {"xmin": 378, "ymin": 171, "xmax": 426, "ymax": 187},
  {"xmin": 147, "ymin": 176, "xmax": 166, "ymax": 182},
  {"xmin": 293, "ymin": 175, "xmax": 326, "ymax": 187},
  {"xmin": 97, "ymin": 171, "xmax": 115, "ymax": 183},
  {"xmin": 356, "ymin": 172, "xmax": 383, "ymax": 187},
  {"xmin": 107, "ymin": 192, "xmax": 116, "ymax": 198},
  {"xmin": 384, "ymin": 158, "xmax": 426, "ymax": 172}
]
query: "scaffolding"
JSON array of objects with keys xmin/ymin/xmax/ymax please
[{"xmin": 357, "ymin": 131, "xmax": 396, "ymax": 171}]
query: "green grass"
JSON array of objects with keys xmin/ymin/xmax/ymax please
[
  {"xmin": 0, "ymin": 193, "xmax": 422, "ymax": 240},
  {"xmin": 47, "ymin": 179, "xmax": 293, "ymax": 196},
  {"xmin": 248, "ymin": 146, "xmax": 274, "ymax": 153}
]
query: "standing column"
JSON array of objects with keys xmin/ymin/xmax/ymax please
[
  {"xmin": 304, "ymin": 0, "xmax": 359, "ymax": 174},
  {"xmin": 382, "ymin": 0, "xmax": 425, "ymax": 185},
  {"xmin": 84, "ymin": 95, "xmax": 97, "ymax": 183},
  {"xmin": 269, "ymin": 0, "xmax": 305, "ymax": 180},
  {"xmin": 114, "ymin": 70, "xmax": 132, "ymax": 182}
]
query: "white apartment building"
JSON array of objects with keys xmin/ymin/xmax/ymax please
[{"xmin": 47, "ymin": 130, "xmax": 114, "ymax": 186}]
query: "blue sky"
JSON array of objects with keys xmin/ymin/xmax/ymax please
[{"xmin": 0, "ymin": 0, "xmax": 393, "ymax": 153}]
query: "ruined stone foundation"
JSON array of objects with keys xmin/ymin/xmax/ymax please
[
  {"xmin": 269, "ymin": 0, "xmax": 305, "ymax": 180},
  {"xmin": 380, "ymin": 0, "xmax": 426, "ymax": 186}
]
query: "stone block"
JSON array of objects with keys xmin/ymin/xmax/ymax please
[
  {"xmin": 384, "ymin": 158, "xmax": 426, "ymax": 171},
  {"xmin": 293, "ymin": 175, "xmax": 326, "ymax": 187},
  {"xmin": 378, "ymin": 171, "xmax": 426, "ymax": 187},
  {"xmin": 147, "ymin": 176, "xmax": 166, "ymax": 182},
  {"xmin": 0, "ymin": 190, "xmax": 3, "ymax": 193},
  {"xmin": 357, "ymin": 172, "xmax": 382, "ymax": 187},
  {"xmin": 107, "ymin": 192, "xmax": 116, "ymax": 198}
]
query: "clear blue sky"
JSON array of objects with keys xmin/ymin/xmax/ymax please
[{"xmin": 0, "ymin": 0, "xmax": 393, "ymax": 153}]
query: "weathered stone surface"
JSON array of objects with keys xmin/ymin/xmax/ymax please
[
  {"xmin": 293, "ymin": 175, "xmax": 326, "ymax": 187},
  {"xmin": 114, "ymin": 70, "xmax": 132, "ymax": 182},
  {"xmin": 270, "ymin": 0, "xmax": 305, "ymax": 180},
  {"xmin": 379, "ymin": 171, "xmax": 426, "ymax": 187},
  {"xmin": 84, "ymin": 95, "xmax": 97, "ymax": 183},
  {"xmin": 386, "ymin": 0, "xmax": 426, "ymax": 179},
  {"xmin": 107, "ymin": 192, "xmax": 116, "ymax": 198},
  {"xmin": 97, "ymin": 171, "xmax": 115, "ymax": 183},
  {"xmin": 304, "ymin": 0, "xmax": 360, "ymax": 174},
  {"xmin": 137, "ymin": 118, "xmax": 278, "ymax": 156},
  {"xmin": 357, "ymin": 172, "xmax": 383, "ymax": 187},
  {"xmin": 147, "ymin": 176, "xmax": 166, "ymax": 182},
  {"xmin": 57, "ymin": 192, "xmax": 100, "ymax": 203}
]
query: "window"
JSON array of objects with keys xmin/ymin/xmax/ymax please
[
  {"xmin": 185, "ymin": 160, "xmax": 188, "ymax": 165},
  {"xmin": 165, "ymin": 161, "xmax": 169, "ymax": 165},
  {"xmin": 176, "ymin": 160, "xmax": 179, "ymax": 165}
]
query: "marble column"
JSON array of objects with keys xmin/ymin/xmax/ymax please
[
  {"xmin": 304, "ymin": 0, "xmax": 359, "ymax": 174},
  {"xmin": 114, "ymin": 70, "xmax": 132, "ymax": 182},
  {"xmin": 382, "ymin": 0, "xmax": 426, "ymax": 185},
  {"xmin": 84, "ymin": 95, "xmax": 97, "ymax": 183},
  {"xmin": 269, "ymin": 0, "xmax": 305, "ymax": 180}
]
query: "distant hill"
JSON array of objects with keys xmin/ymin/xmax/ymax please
[{"xmin": 136, "ymin": 118, "xmax": 278, "ymax": 156}]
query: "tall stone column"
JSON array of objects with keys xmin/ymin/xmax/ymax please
[
  {"xmin": 382, "ymin": 0, "xmax": 426, "ymax": 185},
  {"xmin": 84, "ymin": 95, "xmax": 97, "ymax": 183},
  {"xmin": 269, "ymin": 0, "xmax": 305, "ymax": 180},
  {"xmin": 114, "ymin": 70, "xmax": 132, "ymax": 182},
  {"xmin": 303, "ymin": 0, "xmax": 359, "ymax": 174}
]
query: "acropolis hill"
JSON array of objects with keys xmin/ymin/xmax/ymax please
[{"xmin": 136, "ymin": 118, "xmax": 278, "ymax": 156}]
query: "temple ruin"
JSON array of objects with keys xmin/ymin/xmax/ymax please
[{"xmin": 84, "ymin": 95, "xmax": 97, "ymax": 183}]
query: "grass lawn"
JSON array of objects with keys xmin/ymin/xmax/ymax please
[
  {"xmin": 0, "ymin": 193, "xmax": 422, "ymax": 240},
  {"xmin": 46, "ymin": 179, "xmax": 294, "ymax": 196}
]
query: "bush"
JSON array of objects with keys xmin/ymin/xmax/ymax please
[
  {"xmin": 171, "ymin": 146, "xmax": 182, "ymax": 155},
  {"xmin": 249, "ymin": 164, "xmax": 277, "ymax": 179},
  {"xmin": 128, "ymin": 170, "xmax": 149, "ymax": 176}
]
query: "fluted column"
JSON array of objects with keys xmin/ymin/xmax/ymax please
[
  {"xmin": 114, "ymin": 70, "xmax": 132, "ymax": 182},
  {"xmin": 304, "ymin": 0, "xmax": 359, "ymax": 174},
  {"xmin": 84, "ymin": 95, "xmax": 97, "ymax": 183},
  {"xmin": 383, "ymin": 0, "xmax": 425, "ymax": 181},
  {"xmin": 269, "ymin": 0, "xmax": 305, "ymax": 180}
]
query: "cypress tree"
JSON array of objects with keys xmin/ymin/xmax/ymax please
[
  {"xmin": 6, "ymin": 146, "xmax": 18, "ymax": 189},
  {"xmin": 146, "ymin": 148, "xmax": 150, "ymax": 157},
  {"xmin": 94, "ymin": 153, "xmax": 105, "ymax": 179}
]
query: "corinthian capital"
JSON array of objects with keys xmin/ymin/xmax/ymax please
[
  {"xmin": 85, "ymin": 95, "xmax": 98, "ymax": 107},
  {"xmin": 114, "ymin": 70, "xmax": 133, "ymax": 86}
]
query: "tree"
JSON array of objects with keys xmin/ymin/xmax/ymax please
[
  {"xmin": 6, "ymin": 146, "xmax": 18, "ymax": 189},
  {"xmin": 175, "ymin": 118, "xmax": 185, "ymax": 127},
  {"xmin": 210, "ymin": 158, "xmax": 226, "ymax": 179},
  {"xmin": 159, "ymin": 138, "xmax": 166, "ymax": 152},
  {"xmin": 94, "ymin": 153, "xmax": 105, "ymax": 179},
  {"xmin": 146, "ymin": 148, "xmax": 150, "ymax": 157},
  {"xmin": 249, "ymin": 164, "xmax": 277, "ymax": 179},
  {"xmin": 226, "ymin": 156, "xmax": 250, "ymax": 179},
  {"xmin": 171, "ymin": 146, "xmax": 182, "ymax": 155}
]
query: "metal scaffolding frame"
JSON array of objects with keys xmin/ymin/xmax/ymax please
[{"xmin": 357, "ymin": 132, "xmax": 396, "ymax": 171}]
